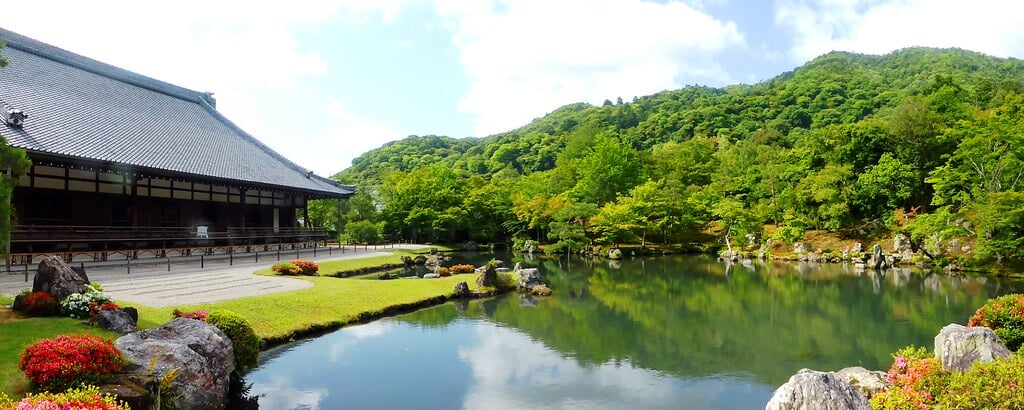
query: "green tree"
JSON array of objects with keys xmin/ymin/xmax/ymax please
[
  {"xmin": 345, "ymin": 220, "xmax": 383, "ymax": 244},
  {"xmin": 547, "ymin": 201, "xmax": 598, "ymax": 254},
  {"xmin": 794, "ymin": 165, "xmax": 855, "ymax": 231},
  {"xmin": 378, "ymin": 165, "xmax": 466, "ymax": 242},
  {"xmin": 854, "ymin": 153, "xmax": 919, "ymax": 217},
  {"xmin": 569, "ymin": 135, "xmax": 647, "ymax": 205}
]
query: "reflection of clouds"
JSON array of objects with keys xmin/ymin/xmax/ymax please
[
  {"xmin": 250, "ymin": 377, "xmax": 328, "ymax": 410},
  {"xmin": 348, "ymin": 321, "xmax": 396, "ymax": 339},
  {"xmin": 458, "ymin": 325, "xmax": 770, "ymax": 409},
  {"xmin": 327, "ymin": 321, "xmax": 396, "ymax": 363}
]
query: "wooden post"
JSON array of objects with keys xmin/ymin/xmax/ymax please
[{"xmin": 4, "ymin": 167, "xmax": 10, "ymax": 275}]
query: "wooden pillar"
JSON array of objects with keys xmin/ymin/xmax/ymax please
[
  {"xmin": 303, "ymin": 196, "xmax": 310, "ymax": 228},
  {"xmin": 239, "ymin": 188, "xmax": 247, "ymax": 228},
  {"xmin": 336, "ymin": 198, "xmax": 343, "ymax": 242}
]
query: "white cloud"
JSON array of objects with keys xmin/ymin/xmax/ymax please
[
  {"xmin": 432, "ymin": 0, "xmax": 745, "ymax": 136},
  {"xmin": 775, "ymin": 0, "xmax": 1024, "ymax": 62},
  {"xmin": 0, "ymin": 0, "xmax": 407, "ymax": 176},
  {"xmin": 250, "ymin": 377, "xmax": 329, "ymax": 410},
  {"xmin": 326, "ymin": 321, "xmax": 397, "ymax": 362},
  {"xmin": 269, "ymin": 99, "xmax": 402, "ymax": 176},
  {"xmin": 457, "ymin": 323, "xmax": 772, "ymax": 409}
]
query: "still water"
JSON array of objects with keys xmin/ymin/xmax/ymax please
[{"xmin": 243, "ymin": 254, "xmax": 1023, "ymax": 409}]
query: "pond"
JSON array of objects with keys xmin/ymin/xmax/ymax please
[{"xmin": 241, "ymin": 254, "xmax": 1024, "ymax": 409}]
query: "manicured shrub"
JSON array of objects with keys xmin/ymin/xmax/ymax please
[
  {"xmin": 61, "ymin": 285, "xmax": 114, "ymax": 319},
  {"xmin": 0, "ymin": 385, "xmax": 129, "ymax": 410},
  {"xmin": 290, "ymin": 259, "xmax": 319, "ymax": 275},
  {"xmin": 939, "ymin": 353, "xmax": 1024, "ymax": 408},
  {"xmin": 87, "ymin": 299, "xmax": 119, "ymax": 317},
  {"xmin": 869, "ymin": 346, "xmax": 949, "ymax": 409},
  {"xmin": 271, "ymin": 262, "xmax": 301, "ymax": 275},
  {"xmin": 18, "ymin": 334, "xmax": 124, "ymax": 392},
  {"xmin": 437, "ymin": 267, "xmax": 451, "ymax": 277},
  {"xmin": 967, "ymin": 294, "xmax": 1024, "ymax": 351},
  {"xmin": 449, "ymin": 264, "xmax": 475, "ymax": 274},
  {"xmin": 207, "ymin": 310, "xmax": 260, "ymax": 374},
  {"xmin": 172, "ymin": 308, "xmax": 210, "ymax": 321},
  {"xmin": 22, "ymin": 292, "xmax": 61, "ymax": 317}
]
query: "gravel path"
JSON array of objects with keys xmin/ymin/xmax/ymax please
[{"xmin": 0, "ymin": 244, "xmax": 425, "ymax": 307}]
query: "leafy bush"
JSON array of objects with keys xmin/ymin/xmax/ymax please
[
  {"xmin": 207, "ymin": 310, "xmax": 260, "ymax": 374},
  {"xmin": 939, "ymin": 353, "xmax": 1024, "ymax": 408},
  {"xmin": 271, "ymin": 262, "xmax": 301, "ymax": 275},
  {"xmin": 450, "ymin": 264, "xmax": 475, "ymax": 274},
  {"xmin": 771, "ymin": 224, "xmax": 805, "ymax": 244},
  {"xmin": 967, "ymin": 294, "xmax": 1024, "ymax": 351},
  {"xmin": 61, "ymin": 285, "xmax": 114, "ymax": 319},
  {"xmin": 870, "ymin": 345, "xmax": 949, "ymax": 409},
  {"xmin": 0, "ymin": 385, "xmax": 129, "ymax": 410},
  {"xmin": 345, "ymin": 220, "xmax": 382, "ymax": 244},
  {"xmin": 87, "ymin": 301, "xmax": 120, "ymax": 318},
  {"xmin": 22, "ymin": 292, "xmax": 60, "ymax": 317},
  {"xmin": 19, "ymin": 334, "xmax": 124, "ymax": 392},
  {"xmin": 172, "ymin": 308, "xmax": 210, "ymax": 321},
  {"xmin": 290, "ymin": 259, "xmax": 319, "ymax": 275},
  {"xmin": 436, "ymin": 267, "xmax": 451, "ymax": 277}
]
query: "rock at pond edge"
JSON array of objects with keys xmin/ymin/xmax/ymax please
[{"xmin": 765, "ymin": 369, "xmax": 870, "ymax": 410}]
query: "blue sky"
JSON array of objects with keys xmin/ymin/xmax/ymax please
[{"xmin": 2, "ymin": 0, "xmax": 1023, "ymax": 176}]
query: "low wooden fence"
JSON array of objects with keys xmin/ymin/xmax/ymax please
[{"xmin": 2, "ymin": 241, "xmax": 398, "ymax": 280}]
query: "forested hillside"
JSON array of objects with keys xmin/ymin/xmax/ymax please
[{"xmin": 328, "ymin": 47, "xmax": 1024, "ymax": 260}]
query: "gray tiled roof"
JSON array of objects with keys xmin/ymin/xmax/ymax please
[{"xmin": 0, "ymin": 27, "xmax": 352, "ymax": 198}]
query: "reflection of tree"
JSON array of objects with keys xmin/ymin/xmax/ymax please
[{"xmin": 398, "ymin": 255, "xmax": 1022, "ymax": 386}]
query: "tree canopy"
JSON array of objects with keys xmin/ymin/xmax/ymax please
[{"xmin": 325, "ymin": 47, "xmax": 1024, "ymax": 260}]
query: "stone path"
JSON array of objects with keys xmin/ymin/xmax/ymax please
[{"xmin": 0, "ymin": 244, "xmax": 425, "ymax": 307}]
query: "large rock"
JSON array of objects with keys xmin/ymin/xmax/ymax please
[
  {"xmin": 893, "ymin": 234, "xmax": 911, "ymax": 252},
  {"xmin": 835, "ymin": 366, "xmax": 890, "ymax": 400},
  {"xmin": 32, "ymin": 255, "xmax": 89, "ymax": 302},
  {"xmin": 793, "ymin": 243, "xmax": 813, "ymax": 253},
  {"xmin": 98, "ymin": 376, "xmax": 151, "ymax": 410},
  {"xmin": 96, "ymin": 309, "xmax": 137, "ymax": 335},
  {"xmin": 516, "ymin": 268, "xmax": 543, "ymax": 290},
  {"xmin": 851, "ymin": 242, "xmax": 863, "ymax": 253},
  {"xmin": 476, "ymin": 264, "xmax": 498, "ymax": 287},
  {"xmin": 766, "ymin": 369, "xmax": 870, "ymax": 410},
  {"xmin": 869, "ymin": 244, "xmax": 888, "ymax": 270},
  {"xmin": 115, "ymin": 318, "xmax": 235, "ymax": 410},
  {"xmin": 607, "ymin": 248, "xmax": 623, "ymax": 259},
  {"xmin": 530, "ymin": 284, "xmax": 553, "ymax": 296},
  {"xmin": 11, "ymin": 294, "xmax": 28, "ymax": 312},
  {"xmin": 453, "ymin": 281, "xmax": 470, "ymax": 297},
  {"xmin": 934, "ymin": 323, "xmax": 1011, "ymax": 372}
]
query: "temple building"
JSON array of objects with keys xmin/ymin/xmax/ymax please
[{"xmin": 0, "ymin": 27, "xmax": 353, "ymax": 262}]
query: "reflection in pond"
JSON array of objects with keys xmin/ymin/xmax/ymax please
[{"xmin": 243, "ymin": 254, "xmax": 1024, "ymax": 409}]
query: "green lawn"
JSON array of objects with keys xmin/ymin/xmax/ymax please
[
  {"xmin": 130, "ymin": 273, "xmax": 485, "ymax": 341},
  {"xmin": 0, "ymin": 316, "xmax": 115, "ymax": 396},
  {"xmin": 1, "ymin": 247, "xmax": 482, "ymax": 398}
]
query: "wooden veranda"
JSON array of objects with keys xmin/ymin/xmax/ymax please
[{"xmin": 9, "ymin": 225, "xmax": 331, "ymax": 264}]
